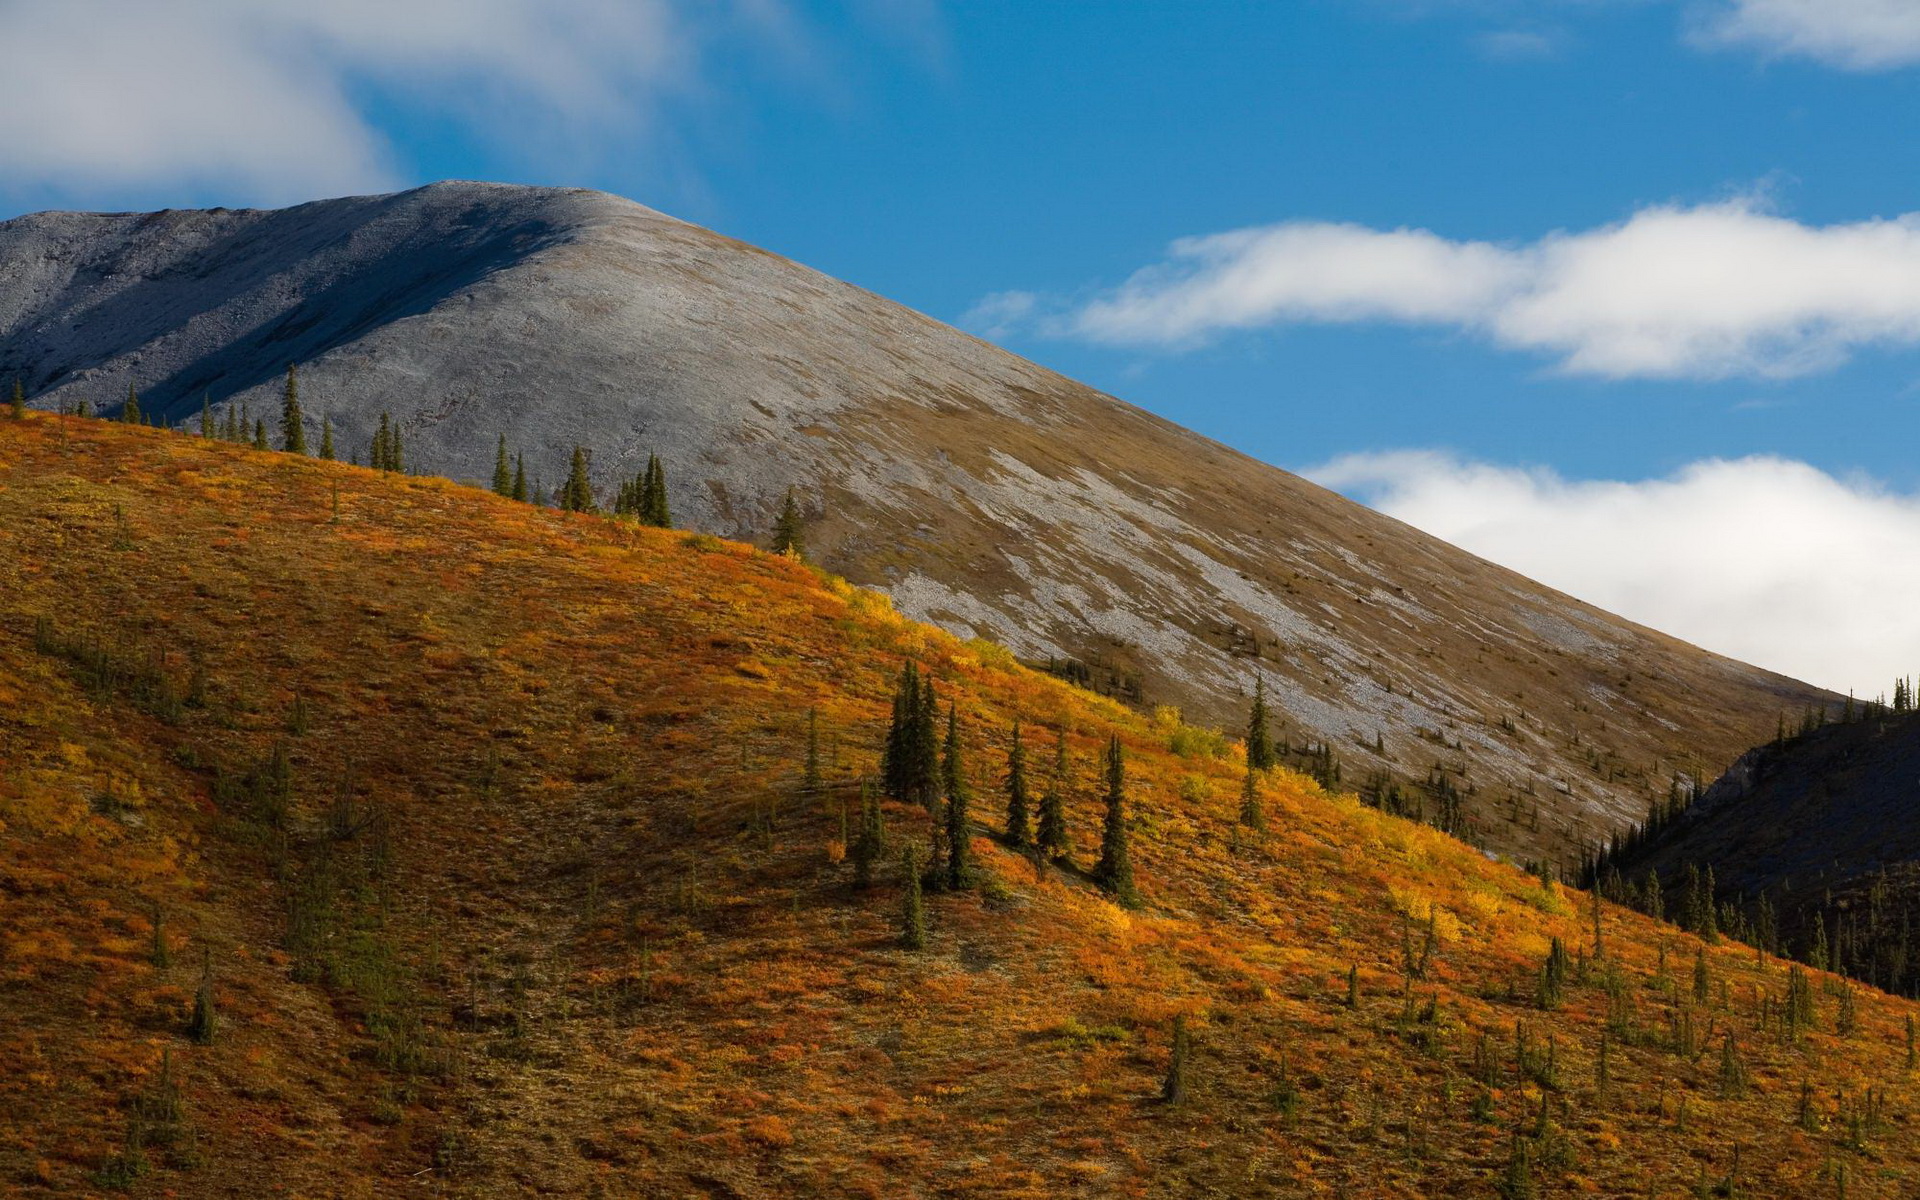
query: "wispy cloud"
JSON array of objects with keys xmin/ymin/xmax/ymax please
[
  {"xmin": 0, "ymin": 0, "xmax": 837, "ymax": 205},
  {"xmin": 1693, "ymin": 0, "xmax": 1920, "ymax": 71},
  {"xmin": 992, "ymin": 198, "xmax": 1920, "ymax": 380},
  {"xmin": 1308, "ymin": 449, "xmax": 1920, "ymax": 696}
]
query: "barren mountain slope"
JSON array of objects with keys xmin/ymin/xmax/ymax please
[
  {"xmin": 1, "ymin": 413, "xmax": 1913, "ymax": 1199},
  {"xmin": 0, "ymin": 182, "xmax": 1827, "ymax": 865}
]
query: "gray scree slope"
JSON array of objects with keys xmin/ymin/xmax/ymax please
[{"xmin": 0, "ymin": 181, "xmax": 1826, "ymax": 865}]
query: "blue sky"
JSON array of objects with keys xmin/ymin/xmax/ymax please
[{"xmin": 8, "ymin": 0, "xmax": 1920, "ymax": 691}]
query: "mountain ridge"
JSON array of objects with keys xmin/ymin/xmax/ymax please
[{"xmin": 0, "ymin": 181, "xmax": 1830, "ymax": 865}]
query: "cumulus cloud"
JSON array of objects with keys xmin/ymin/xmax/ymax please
[
  {"xmin": 1694, "ymin": 0, "xmax": 1920, "ymax": 71},
  {"xmin": 1026, "ymin": 199, "xmax": 1920, "ymax": 380},
  {"xmin": 1307, "ymin": 450, "xmax": 1920, "ymax": 695},
  {"xmin": 0, "ymin": 1, "xmax": 791, "ymax": 203}
]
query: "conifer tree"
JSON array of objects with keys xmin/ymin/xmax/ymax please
[
  {"xmin": 319, "ymin": 414, "xmax": 335, "ymax": 461},
  {"xmin": 392, "ymin": 424, "xmax": 405, "ymax": 473},
  {"xmin": 371, "ymin": 414, "xmax": 392, "ymax": 470},
  {"xmin": 199, "ymin": 395, "xmax": 213, "ymax": 437},
  {"xmin": 9, "ymin": 379, "xmax": 23, "ymax": 419},
  {"xmin": 883, "ymin": 660, "xmax": 919, "ymax": 800},
  {"xmin": 771, "ymin": 487, "xmax": 806, "ymax": 558},
  {"xmin": 512, "ymin": 453, "xmax": 528, "ymax": 502},
  {"xmin": 1093, "ymin": 734, "xmax": 1138, "ymax": 904},
  {"xmin": 1246, "ymin": 675, "xmax": 1275, "ymax": 773},
  {"xmin": 911, "ymin": 677, "xmax": 941, "ymax": 813},
  {"xmin": 222, "ymin": 405, "xmax": 239, "ymax": 442},
  {"xmin": 942, "ymin": 704, "xmax": 972, "ymax": 891},
  {"xmin": 1037, "ymin": 727, "xmax": 1072, "ymax": 858},
  {"xmin": 900, "ymin": 847, "xmax": 926, "ymax": 950},
  {"xmin": 802, "ymin": 707, "xmax": 823, "ymax": 806},
  {"xmin": 645, "ymin": 453, "xmax": 672, "ymax": 527},
  {"xmin": 562, "ymin": 446, "xmax": 594, "ymax": 512},
  {"xmin": 122, "ymin": 383, "xmax": 142, "ymax": 424},
  {"xmin": 1238, "ymin": 761, "xmax": 1264, "ymax": 831},
  {"xmin": 253, "ymin": 418, "xmax": 269, "ymax": 450},
  {"xmin": 189, "ymin": 950, "xmax": 216, "ymax": 1045},
  {"xmin": 280, "ymin": 363, "xmax": 307, "ymax": 454},
  {"xmin": 1004, "ymin": 720, "xmax": 1032, "ymax": 848},
  {"xmin": 852, "ymin": 781, "xmax": 884, "ymax": 888},
  {"xmin": 1161, "ymin": 1014, "xmax": 1190, "ymax": 1106},
  {"xmin": 493, "ymin": 435, "xmax": 513, "ymax": 496}
]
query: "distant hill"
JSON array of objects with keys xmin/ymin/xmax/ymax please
[
  {"xmin": 1597, "ymin": 704, "xmax": 1920, "ymax": 996},
  {"xmin": 1, "ymin": 412, "xmax": 1915, "ymax": 1197},
  {"xmin": 0, "ymin": 182, "xmax": 1829, "ymax": 866}
]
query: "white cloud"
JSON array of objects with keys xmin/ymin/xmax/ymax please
[
  {"xmin": 1307, "ymin": 450, "xmax": 1920, "ymax": 695},
  {"xmin": 1030, "ymin": 199, "xmax": 1920, "ymax": 380},
  {"xmin": 0, "ymin": 1, "xmax": 789, "ymax": 204},
  {"xmin": 1694, "ymin": 0, "xmax": 1920, "ymax": 70},
  {"xmin": 1474, "ymin": 28, "xmax": 1566, "ymax": 60}
]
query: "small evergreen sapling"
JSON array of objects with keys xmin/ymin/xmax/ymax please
[
  {"xmin": 941, "ymin": 704, "xmax": 972, "ymax": 891},
  {"xmin": 188, "ymin": 950, "xmax": 216, "ymax": 1045},
  {"xmin": 851, "ymin": 781, "xmax": 884, "ymax": 888},
  {"xmin": 1003, "ymin": 720, "xmax": 1032, "ymax": 849},
  {"xmin": 771, "ymin": 487, "xmax": 806, "ymax": 558},
  {"xmin": 1036, "ymin": 727, "xmax": 1072, "ymax": 859},
  {"xmin": 493, "ymin": 434, "xmax": 513, "ymax": 496},
  {"xmin": 899, "ymin": 847, "xmax": 926, "ymax": 950},
  {"xmin": 1093, "ymin": 734, "xmax": 1138, "ymax": 905},
  {"xmin": 280, "ymin": 363, "xmax": 307, "ymax": 454},
  {"xmin": 1161, "ymin": 1014, "xmax": 1190, "ymax": 1106},
  {"xmin": 1246, "ymin": 675, "xmax": 1275, "ymax": 773}
]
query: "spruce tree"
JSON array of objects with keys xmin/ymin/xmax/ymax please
[
  {"xmin": 1238, "ymin": 761, "xmax": 1264, "ymax": 830},
  {"xmin": 802, "ymin": 707, "xmax": 823, "ymax": 806},
  {"xmin": 122, "ymin": 383, "xmax": 142, "ymax": 424},
  {"xmin": 392, "ymin": 424, "xmax": 405, "ymax": 473},
  {"xmin": 1246, "ymin": 675, "xmax": 1275, "ymax": 773},
  {"xmin": 512, "ymin": 453, "xmax": 528, "ymax": 502},
  {"xmin": 188, "ymin": 951, "xmax": 216, "ymax": 1045},
  {"xmin": 644, "ymin": 453, "xmax": 672, "ymax": 527},
  {"xmin": 942, "ymin": 704, "xmax": 972, "ymax": 891},
  {"xmin": 371, "ymin": 414, "xmax": 392, "ymax": 470},
  {"xmin": 1004, "ymin": 720, "xmax": 1032, "ymax": 848},
  {"xmin": 319, "ymin": 414, "xmax": 335, "ymax": 461},
  {"xmin": 1161, "ymin": 1015, "xmax": 1190, "ymax": 1105},
  {"xmin": 253, "ymin": 418, "xmax": 269, "ymax": 450},
  {"xmin": 199, "ymin": 395, "xmax": 213, "ymax": 437},
  {"xmin": 280, "ymin": 363, "xmax": 307, "ymax": 454},
  {"xmin": 562, "ymin": 446, "xmax": 594, "ymax": 512},
  {"xmin": 852, "ymin": 781, "xmax": 884, "ymax": 888},
  {"xmin": 222, "ymin": 405, "xmax": 239, "ymax": 442},
  {"xmin": 900, "ymin": 847, "xmax": 927, "ymax": 950},
  {"xmin": 1037, "ymin": 727, "xmax": 1072, "ymax": 858},
  {"xmin": 9, "ymin": 379, "xmax": 23, "ymax": 419},
  {"xmin": 493, "ymin": 435, "xmax": 513, "ymax": 496},
  {"xmin": 771, "ymin": 487, "xmax": 806, "ymax": 558},
  {"xmin": 883, "ymin": 661, "xmax": 919, "ymax": 800},
  {"xmin": 1093, "ymin": 734, "xmax": 1138, "ymax": 904}
]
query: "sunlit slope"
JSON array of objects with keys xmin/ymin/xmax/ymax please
[
  {"xmin": 0, "ymin": 412, "xmax": 1912, "ymax": 1198},
  {"xmin": 0, "ymin": 183, "xmax": 1830, "ymax": 869}
]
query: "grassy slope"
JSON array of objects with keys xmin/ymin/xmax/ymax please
[{"xmin": 0, "ymin": 411, "xmax": 1915, "ymax": 1198}]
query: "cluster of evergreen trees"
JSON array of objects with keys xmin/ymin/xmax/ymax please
[
  {"xmin": 612, "ymin": 454, "xmax": 673, "ymax": 526},
  {"xmin": 874, "ymin": 660, "xmax": 1134, "ymax": 927}
]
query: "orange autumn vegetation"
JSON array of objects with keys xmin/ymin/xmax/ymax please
[{"xmin": 0, "ymin": 409, "xmax": 1915, "ymax": 1197}]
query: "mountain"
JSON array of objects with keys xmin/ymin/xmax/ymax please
[
  {"xmin": 0, "ymin": 181, "xmax": 1829, "ymax": 867},
  {"xmin": 1597, "ymin": 704, "xmax": 1920, "ymax": 996},
  {"xmin": 2, "ymin": 412, "xmax": 1914, "ymax": 1197}
]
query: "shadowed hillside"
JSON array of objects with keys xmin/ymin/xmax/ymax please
[
  {"xmin": 0, "ymin": 183, "xmax": 1830, "ymax": 868},
  {"xmin": 0, "ymin": 411, "xmax": 1913, "ymax": 1197},
  {"xmin": 1598, "ymin": 704, "xmax": 1920, "ymax": 1000}
]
